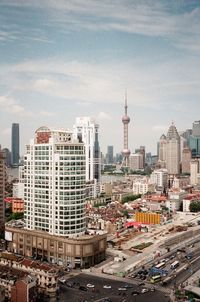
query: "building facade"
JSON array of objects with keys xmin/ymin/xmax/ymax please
[
  {"xmin": 106, "ymin": 146, "xmax": 114, "ymax": 164},
  {"xmin": 150, "ymin": 169, "xmax": 168, "ymax": 189},
  {"xmin": 165, "ymin": 123, "xmax": 181, "ymax": 175},
  {"xmin": 0, "ymin": 148, "xmax": 5, "ymax": 229},
  {"xmin": 158, "ymin": 134, "xmax": 167, "ymax": 162},
  {"xmin": 182, "ymin": 147, "xmax": 191, "ymax": 174},
  {"xmin": 5, "ymin": 223, "xmax": 107, "ymax": 269},
  {"xmin": 11, "ymin": 123, "xmax": 20, "ymax": 167},
  {"xmin": 73, "ymin": 117, "xmax": 101, "ymax": 197},
  {"xmin": 129, "ymin": 153, "xmax": 143, "ymax": 171},
  {"xmin": 23, "ymin": 126, "xmax": 86, "ymax": 236},
  {"xmin": 190, "ymin": 159, "xmax": 200, "ymax": 185},
  {"xmin": 5, "ymin": 126, "xmax": 107, "ymax": 269}
]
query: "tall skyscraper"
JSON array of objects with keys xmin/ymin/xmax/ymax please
[
  {"xmin": 190, "ymin": 159, "xmax": 200, "ymax": 185},
  {"xmin": 73, "ymin": 117, "xmax": 101, "ymax": 197},
  {"xmin": 6, "ymin": 126, "xmax": 107, "ymax": 267},
  {"xmin": 158, "ymin": 134, "xmax": 167, "ymax": 162},
  {"xmin": 129, "ymin": 153, "xmax": 143, "ymax": 171},
  {"xmin": 23, "ymin": 126, "xmax": 86, "ymax": 236},
  {"xmin": 189, "ymin": 121, "xmax": 200, "ymax": 158},
  {"xmin": 122, "ymin": 94, "xmax": 131, "ymax": 167},
  {"xmin": 165, "ymin": 122, "xmax": 181, "ymax": 175},
  {"xmin": 192, "ymin": 121, "xmax": 200, "ymax": 136},
  {"xmin": 182, "ymin": 147, "xmax": 191, "ymax": 174},
  {"xmin": 0, "ymin": 147, "xmax": 6, "ymax": 229},
  {"xmin": 106, "ymin": 145, "xmax": 114, "ymax": 164},
  {"xmin": 11, "ymin": 123, "xmax": 20, "ymax": 167}
]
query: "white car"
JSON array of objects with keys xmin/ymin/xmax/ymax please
[
  {"xmin": 118, "ymin": 287, "xmax": 127, "ymax": 291},
  {"xmin": 141, "ymin": 288, "xmax": 149, "ymax": 294},
  {"xmin": 103, "ymin": 285, "xmax": 112, "ymax": 289},
  {"xmin": 87, "ymin": 283, "xmax": 95, "ymax": 288},
  {"xmin": 58, "ymin": 277, "xmax": 66, "ymax": 284}
]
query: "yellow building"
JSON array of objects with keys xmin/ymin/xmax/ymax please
[{"xmin": 135, "ymin": 212, "xmax": 160, "ymax": 225}]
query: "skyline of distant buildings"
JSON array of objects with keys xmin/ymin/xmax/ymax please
[{"xmin": 2, "ymin": 120, "xmax": 200, "ymax": 165}]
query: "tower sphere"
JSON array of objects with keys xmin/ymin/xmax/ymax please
[
  {"xmin": 122, "ymin": 115, "xmax": 130, "ymax": 123},
  {"xmin": 122, "ymin": 149, "xmax": 131, "ymax": 156}
]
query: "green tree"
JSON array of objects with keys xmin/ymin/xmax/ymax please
[
  {"xmin": 123, "ymin": 210, "xmax": 129, "ymax": 218},
  {"xmin": 122, "ymin": 194, "xmax": 141, "ymax": 204},
  {"xmin": 6, "ymin": 212, "xmax": 24, "ymax": 221},
  {"xmin": 189, "ymin": 200, "xmax": 200, "ymax": 212}
]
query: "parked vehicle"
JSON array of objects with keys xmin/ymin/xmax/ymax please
[
  {"xmin": 103, "ymin": 285, "xmax": 112, "ymax": 289},
  {"xmin": 123, "ymin": 284, "xmax": 133, "ymax": 288},
  {"xmin": 58, "ymin": 277, "xmax": 66, "ymax": 284},
  {"xmin": 79, "ymin": 286, "xmax": 87, "ymax": 291},
  {"xmin": 87, "ymin": 283, "xmax": 94, "ymax": 288},
  {"xmin": 131, "ymin": 290, "xmax": 140, "ymax": 296}
]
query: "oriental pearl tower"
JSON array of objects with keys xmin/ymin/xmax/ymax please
[{"xmin": 122, "ymin": 93, "xmax": 131, "ymax": 168}]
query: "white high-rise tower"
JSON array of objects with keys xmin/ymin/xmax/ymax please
[
  {"xmin": 23, "ymin": 126, "xmax": 86, "ymax": 236},
  {"xmin": 73, "ymin": 117, "xmax": 100, "ymax": 197},
  {"xmin": 122, "ymin": 94, "xmax": 131, "ymax": 167}
]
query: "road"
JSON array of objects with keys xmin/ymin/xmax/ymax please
[{"xmin": 56, "ymin": 273, "xmax": 169, "ymax": 302}]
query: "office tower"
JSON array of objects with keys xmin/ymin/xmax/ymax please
[
  {"xmin": 135, "ymin": 147, "xmax": 145, "ymax": 169},
  {"xmin": 11, "ymin": 123, "xmax": 20, "ymax": 167},
  {"xmin": 129, "ymin": 153, "xmax": 143, "ymax": 171},
  {"xmin": 139, "ymin": 146, "xmax": 145, "ymax": 168},
  {"xmin": 182, "ymin": 147, "xmax": 191, "ymax": 174},
  {"xmin": 180, "ymin": 129, "xmax": 192, "ymax": 147},
  {"xmin": 192, "ymin": 121, "xmax": 200, "ymax": 136},
  {"xmin": 158, "ymin": 134, "xmax": 167, "ymax": 162},
  {"xmin": 122, "ymin": 94, "xmax": 131, "ymax": 167},
  {"xmin": 116, "ymin": 153, "xmax": 123, "ymax": 163},
  {"xmin": 190, "ymin": 159, "xmax": 200, "ymax": 185},
  {"xmin": 189, "ymin": 121, "xmax": 200, "ymax": 158},
  {"xmin": 165, "ymin": 122, "xmax": 181, "ymax": 175},
  {"xmin": 2, "ymin": 148, "xmax": 11, "ymax": 167},
  {"xmin": 0, "ymin": 147, "xmax": 6, "ymax": 229},
  {"xmin": 106, "ymin": 146, "xmax": 114, "ymax": 164},
  {"xmin": 5, "ymin": 126, "xmax": 107, "ymax": 268},
  {"xmin": 145, "ymin": 152, "xmax": 152, "ymax": 165},
  {"xmin": 180, "ymin": 136, "xmax": 188, "ymax": 162},
  {"xmin": 23, "ymin": 126, "xmax": 86, "ymax": 236},
  {"xmin": 73, "ymin": 117, "xmax": 101, "ymax": 197}
]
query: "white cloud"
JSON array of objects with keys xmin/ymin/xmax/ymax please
[
  {"xmin": 1, "ymin": 128, "xmax": 11, "ymax": 135},
  {"xmin": 1, "ymin": 55, "xmax": 200, "ymax": 113},
  {"xmin": 152, "ymin": 125, "xmax": 168, "ymax": 132},
  {"xmin": 1, "ymin": 0, "xmax": 200, "ymax": 51},
  {"xmin": 0, "ymin": 95, "xmax": 33, "ymax": 116},
  {"xmin": 97, "ymin": 111, "xmax": 112, "ymax": 121},
  {"xmin": 40, "ymin": 111, "xmax": 54, "ymax": 117}
]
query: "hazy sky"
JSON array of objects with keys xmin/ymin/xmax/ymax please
[{"xmin": 0, "ymin": 0, "xmax": 200, "ymax": 155}]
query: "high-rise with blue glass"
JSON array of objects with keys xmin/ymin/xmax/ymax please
[
  {"xmin": 11, "ymin": 123, "xmax": 20, "ymax": 167},
  {"xmin": 189, "ymin": 121, "xmax": 200, "ymax": 158}
]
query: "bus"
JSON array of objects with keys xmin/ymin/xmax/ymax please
[
  {"xmin": 171, "ymin": 260, "xmax": 179, "ymax": 270},
  {"xmin": 155, "ymin": 262, "xmax": 165, "ymax": 269},
  {"xmin": 150, "ymin": 275, "xmax": 161, "ymax": 284}
]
